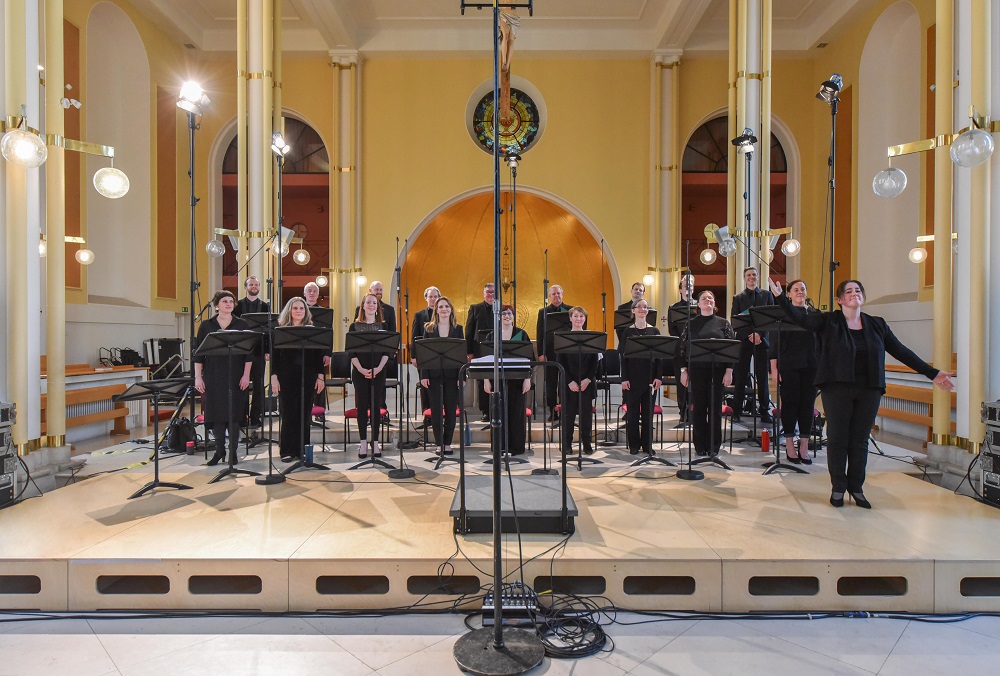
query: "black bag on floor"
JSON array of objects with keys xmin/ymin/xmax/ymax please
[{"xmin": 164, "ymin": 417, "xmax": 198, "ymax": 452}]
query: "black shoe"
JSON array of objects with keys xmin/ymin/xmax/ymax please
[
  {"xmin": 207, "ymin": 451, "xmax": 224, "ymax": 466},
  {"xmin": 709, "ymin": 449, "xmax": 720, "ymax": 457},
  {"xmin": 760, "ymin": 412, "xmax": 773, "ymax": 423},
  {"xmin": 830, "ymin": 492, "xmax": 844, "ymax": 507},
  {"xmin": 583, "ymin": 445, "xmax": 594, "ymax": 455},
  {"xmin": 480, "ymin": 413, "xmax": 490, "ymax": 423},
  {"xmin": 696, "ymin": 449, "xmax": 709, "ymax": 457},
  {"xmin": 629, "ymin": 447, "xmax": 639, "ymax": 455},
  {"xmin": 800, "ymin": 455, "xmax": 813, "ymax": 465},
  {"xmin": 849, "ymin": 492, "xmax": 872, "ymax": 509},
  {"xmin": 785, "ymin": 453, "xmax": 802, "ymax": 465},
  {"xmin": 280, "ymin": 455, "xmax": 294, "ymax": 463},
  {"xmin": 731, "ymin": 414, "xmax": 743, "ymax": 423},
  {"xmin": 643, "ymin": 449, "xmax": 655, "ymax": 456}
]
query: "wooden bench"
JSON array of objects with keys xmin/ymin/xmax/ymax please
[{"xmin": 40, "ymin": 383, "xmax": 130, "ymax": 436}]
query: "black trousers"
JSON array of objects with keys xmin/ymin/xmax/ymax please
[
  {"xmin": 689, "ymin": 366, "xmax": 725, "ymax": 454},
  {"xmin": 544, "ymin": 362, "xmax": 560, "ymax": 412},
  {"xmin": 673, "ymin": 353, "xmax": 689, "ymax": 421},
  {"xmin": 352, "ymin": 371, "xmax": 386, "ymax": 442},
  {"xmin": 733, "ymin": 343, "xmax": 770, "ymax": 415},
  {"xmin": 476, "ymin": 380, "xmax": 489, "ymax": 416},
  {"xmin": 561, "ymin": 386, "xmax": 595, "ymax": 452},
  {"xmin": 245, "ymin": 360, "xmax": 265, "ymax": 425},
  {"xmin": 427, "ymin": 376, "xmax": 459, "ymax": 447},
  {"xmin": 821, "ymin": 384, "xmax": 882, "ymax": 494},
  {"xmin": 277, "ymin": 382, "xmax": 313, "ymax": 458},
  {"xmin": 495, "ymin": 381, "xmax": 527, "ymax": 455},
  {"xmin": 778, "ymin": 367, "xmax": 818, "ymax": 438},
  {"xmin": 211, "ymin": 420, "xmax": 241, "ymax": 461},
  {"xmin": 623, "ymin": 382, "xmax": 656, "ymax": 453}
]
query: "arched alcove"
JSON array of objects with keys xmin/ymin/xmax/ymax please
[
  {"xmin": 209, "ymin": 114, "xmax": 331, "ymax": 298},
  {"xmin": 679, "ymin": 113, "xmax": 792, "ymax": 314},
  {"xmin": 85, "ymin": 2, "xmax": 151, "ymax": 306},
  {"xmin": 399, "ymin": 188, "xmax": 618, "ymax": 345},
  {"xmin": 858, "ymin": 1, "xmax": 922, "ymax": 300}
]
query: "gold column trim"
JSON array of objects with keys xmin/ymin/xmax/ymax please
[
  {"xmin": 16, "ymin": 440, "xmax": 42, "ymax": 456},
  {"xmin": 332, "ymin": 166, "xmax": 355, "ymax": 172},
  {"xmin": 45, "ymin": 134, "xmax": 115, "ymax": 157},
  {"xmin": 745, "ymin": 72, "xmax": 763, "ymax": 80},
  {"xmin": 236, "ymin": 69, "xmax": 246, "ymax": 77},
  {"xmin": 330, "ymin": 62, "xmax": 357, "ymax": 70},
  {"xmin": 729, "ymin": 81, "xmax": 736, "ymax": 89},
  {"xmin": 44, "ymin": 435, "xmax": 66, "ymax": 447},
  {"xmin": 273, "ymin": 82, "xmax": 282, "ymax": 89},
  {"xmin": 656, "ymin": 62, "xmax": 681, "ymax": 69},
  {"xmin": 656, "ymin": 164, "xmax": 676, "ymax": 171}
]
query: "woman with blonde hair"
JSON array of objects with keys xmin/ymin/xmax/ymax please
[{"xmin": 420, "ymin": 296, "xmax": 464, "ymax": 454}]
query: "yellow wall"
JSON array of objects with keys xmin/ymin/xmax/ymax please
[{"xmin": 361, "ymin": 57, "xmax": 650, "ymax": 303}]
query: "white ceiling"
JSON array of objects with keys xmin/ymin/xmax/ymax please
[{"xmin": 127, "ymin": 0, "xmax": 867, "ymax": 55}]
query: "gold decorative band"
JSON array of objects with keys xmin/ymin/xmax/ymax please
[
  {"xmin": 273, "ymin": 82, "xmax": 282, "ymax": 89},
  {"xmin": 916, "ymin": 233, "xmax": 957, "ymax": 242},
  {"xmin": 332, "ymin": 166, "xmax": 355, "ymax": 173},
  {"xmin": 335, "ymin": 267, "xmax": 363, "ymax": 274},
  {"xmin": 16, "ymin": 439, "xmax": 42, "ymax": 456},
  {"xmin": 246, "ymin": 72, "xmax": 265, "ymax": 80},
  {"xmin": 46, "ymin": 134, "xmax": 115, "ymax": 158},
  {"xmin": 656, "ymin": 61, "xmax": 680, "ymax": 70},
  {"xmin": 236, "ymin": 69, "xmax": 246, "ymax": 77},
  {"xmin": 746, "ymin": 72, "xmax": 763, "ymax": 80},
  {"xmin": 656, "ymin": 165, "xmax": 676, "ymax": 171},
  {"xmin": 213, "ymin": 228, "xmax": 302, "ymax": 244},
  {"xmin": 45, "ymin": 435, "xmax": 66, "ymax": 448},
  {"xmin": 330, "ymin": 62, "xmax": 358, "ymax": 70}
]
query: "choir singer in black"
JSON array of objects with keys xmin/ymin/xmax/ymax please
[{"xmin": 620, "ymin": 299, "xmax": 663, "ymax": 455}]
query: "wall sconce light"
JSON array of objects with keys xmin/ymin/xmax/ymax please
[
  {"xmin": 1, "ymin": 105, "xmax": 47, "ymax": 168},
  {"xmin": 356, "ymin": 274, "xmax": 368, "ymax": 288},
  {"xmin": 641, "ymin": 273, "xmax": 655, "ymax": 287},
  {"xmin": 699, "ymin": 248, "xmax": 717, "ymax": 265},
  {"xmin": 205, "ymin": 239, "xmax": 225, "ymax": 258},
  {"xmin": 872, "ymin": 161, "xmax": 908, "ymax": 198},
  {"xmin": 951, "ymin": 109, "xmax": 995, "ymax": 167},
  {"xmin": 292, "ymin": 247, "xmax": 311, "ymax": 266},
  {"xmin": 315, "ymin": 274, "xmax": 329, "ymax": 288},
  {"xmin": 75, "ymin": 248, "xmax": 95, "ymax": 265},
  {"xmin": 780, "ymin": 238, "xmax": 801, "ymax": 256},
  {"xmin": 908, "ymin": 247, "xmax": 928, "ymax": 264},
  {"xmin": 93, "ymin": 148, "xmax": 129, "ymax": 199}
]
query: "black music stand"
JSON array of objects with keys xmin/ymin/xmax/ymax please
[
  {"xmin": 413, "ymin": 337, "xmax": 467, "ymax": 473},
  {"xmin": 682, "ymin": 338, "xmax": 740, "ymax": 477},
  {"xmin": 475, "ymin": 341, "xmax": 537, "ymax": 471},
  {"xmin": 620, "ymin": 334, "xmax": 678, "ymax": 468},
  {"xmin": 345, "ymin": 330, "xmax": 400, "ymax": 471},
  {"xmin": 114, "ymin": 378, "xmax": 193, "ymax": 499},
  {"xmin": 749, "ymin": 305, "xmax": 809, "ymax": 476},
  {"xmin": 667, "ymin": 304, "xmax": 698, "ymax": 430},
  {"xmin": 272, "ymin": 326, "xmax": 334, "ymax": 475},
  {"xmin": 239, "ymin": 312, "xmax": 278, "ymax": 449},
  {"xmin": 541, "ymin": 311, "xmax": 571, "ymax": 427},
  {"xmin": 730, "ymin": 312, "xmax": 763, "ymax": 447},
  {"xmin": 553, "ymin": 330, "xmax": 607, "ymax": 470},
  {"xmin": 195, "ymin": 330, "xmax": 263, "ymax": 484}
]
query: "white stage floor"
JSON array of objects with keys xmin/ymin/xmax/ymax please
[{"xmin": 2, "ymin": 429, "xmax": 999, "ymax": 614}]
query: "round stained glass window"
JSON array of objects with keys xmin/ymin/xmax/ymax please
[{"xmin": 472, "ymin": 88, "xmax": 541, "ymax": 155}]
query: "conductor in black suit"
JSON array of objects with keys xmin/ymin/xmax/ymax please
[
  {"xmin": 731, "ymin": 266, "xmax": 774, "ymax": 423},
  {"xmin": 233, "ymin": 275, "xmax": 270, "ymax": 426},
  {"xmin": 465, "ymin": 282, "xmax": 496, "ymax": 423}
]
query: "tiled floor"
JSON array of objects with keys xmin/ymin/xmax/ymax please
[{"xmin": 1, "ymin": 610, "xmax": 999, "ymax": 674}]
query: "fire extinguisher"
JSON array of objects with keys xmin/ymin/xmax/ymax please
[{"xmin": 761, "ymin": 429, "xmax": 770, "ymax": 453}]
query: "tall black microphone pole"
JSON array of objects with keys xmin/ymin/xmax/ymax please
[
  {"xmin": 532, "ymin": 248, "xmax": 557, "ymax": 476},
  {"xmin": 676, "ymin": 240, "xmax": 702, "ymax": 481},
  {"xmin": 186, "ymin": 110, "xmax": 201, "ymax": 424}
]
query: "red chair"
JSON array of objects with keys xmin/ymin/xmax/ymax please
[{"xmin": 344, "ymin": 404, "xmax": 390, "ymax": 452}]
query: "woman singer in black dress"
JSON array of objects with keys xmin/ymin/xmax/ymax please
[
  {"xmin": 270, "ymin": 297, "xmax": 326, "ymax": 462},
  {"xmin": 768, "ymin": 279, "xmax": 818, "ymax": 465},
  {"xmin": 620, "ymin": 299, "xmax": 663, "ymax": 455},
  {"xmin": 194, "ymin": 290, "xmax": 253, "ymax": 466},
  {"xmin": 348, "ymin": 293, "xmax": 389, "ymax": 458},
  {"xmin": 419, "ymin": 296, "xmax": 463, "ymax": 455},
  {"xmin": 679, "ymin": 291, "xmax": 735, "ymax": 457},
  {"xmin": 769, "ymin": 277, "xmax": 954, "ymax": 508},
  {"xmin": 484, "ymin": 304, "xmax": 532, "ymax": 456},
  {"xmin": 556, "ymin": 306, "xmax": 599, "ymax": 455}
]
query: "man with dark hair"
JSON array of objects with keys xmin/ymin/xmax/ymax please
[
  {"xmin": 536, "ymin": 284, "xmax": 578, "ymax": 422},
  {"xmin": 233, "ymin": 276, "xmax": 270, "ymax": 426},
  {"xmin": 465, "ymin": 283, "xmax": 496, "ymax": 422},
  {"xmin": 616, "ymin": 281, "xmax": 646, "ymax": 344},
  {"xmin": 731, "ymin": 266, "xmax": 774, "ymax": 423}
]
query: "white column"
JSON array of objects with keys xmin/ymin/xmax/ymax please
[
  {"xmin": 331, "ymin": 50, "xmax": 360, "ymax": 349},
  {"xmin": 654, "ymin": 50, "xmax": 682, "ymax": 310},
  {"xmin": 247, "ymin": 0, "xmax": 267, "ymax": 285}
]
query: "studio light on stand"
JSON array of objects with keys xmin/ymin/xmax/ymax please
[
  {"xmin": 271, "ymin": 131, "xmax": 291, "ymax": 311},
  {"xmin": 504, "ymin": 148, "xmax": 521, "ymax": 308},
  {"xmin": 731, "ymin": 129, "xmax": 758, "ymax": 268},
  {"xmin": 715, "ymin": 225, "xmax": 738, "ymax": 258},
  {"xmin": 177, "ymin": 80, "xmax": 210, "ymax": 417},
  {"xmin": 817, "ymin": 72, "xmax": 843, "ymax": 310}
]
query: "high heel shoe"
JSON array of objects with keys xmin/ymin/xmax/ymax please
[
  {"xmin": 830, "ymin": 492, "xmax": 844, "ymax": 507},
  {"xmin": 358, "ymin": 441, "xmax": 368, "ymax": 458},
  {"xmin": 372, "ymin": 441, "xmax": 382, "ymax": 457},
  {"xmin": 849, "ymin": 492, "xmax": 872, "ymax": 509},
  {"xmin": 785, "ymin": 453, "xmax": 802, "ymax": 464},
  {"xmin": 207, "ymin": 450, "xmax": 224, "ymax": 466},
  {"xmin": 797, "ymin": 441, "xmax": 813, "ymax": 465}
]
